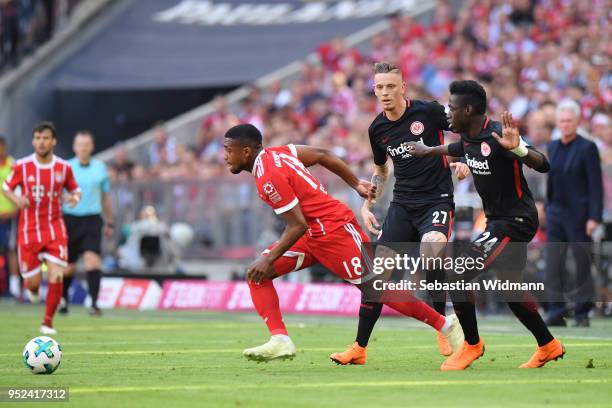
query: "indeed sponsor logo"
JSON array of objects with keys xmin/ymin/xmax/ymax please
[
  {"xmin": 387, "ymin": 138, "xmax": 423, "ymax": 159},
  {"xmin": 387, "ymin": 143, "xmax": 412, "ymax": 158},
  {"xmin": 466, "ymin": 156, "xmax": 489, "ymax": 170},
  {"xmin": 465, "ymin": 155, "xmax": 492, "ymax": 175}
]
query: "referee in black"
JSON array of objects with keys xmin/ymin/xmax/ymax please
[{"xmin": 61, "ymin": 131, "xmax": 114, "ymax": 315}]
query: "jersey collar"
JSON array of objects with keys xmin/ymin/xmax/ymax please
[
  {"xmin": 31, "ymin": 154, "xmax": 56, "ymax": 169},
  {"xmin": 482, "ymin": 115, "xmax": 489, "ymax": 130},
  {"xmin": 250, "ymin": 149, "xmax": 265, "ymax": 176},
  {"xmin": 381, "ymin": 99, "xmax": 410, "ymax": 119},
  {"xmin": 461, "ymin": 116, "xmax": 491, "ymax": 142}
]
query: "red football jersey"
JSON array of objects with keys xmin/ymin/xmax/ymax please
[
  {"xmin": 2, "ymin": 154, "xmax": 80, "ymax": 245},
  {"xmin": 253, "ymin": 145, "xmax": 356, "ymax": 237}
]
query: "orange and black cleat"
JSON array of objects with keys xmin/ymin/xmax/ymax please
[
  {"xmin": 440, "ymin": 338, "xmax": 485, "ymax": 371},
  {"xmin": 437, "ymin": 331, "xmax": 453, "ymax": 356},
  {"xmin": 329, "ymin": 342, "xmax": 367, "ymax": 365},
  {"xmin": 519, "ymin": 338, "xmax": 565, "ymax": 368}
]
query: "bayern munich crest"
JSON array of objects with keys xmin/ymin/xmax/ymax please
[
  {"xmin": 481, "ymin": 141, "xmax": 491, "ymax": 157},
  {"xmin": 410, "ymin": 121, "xmax": 424, "ymax": 135}
]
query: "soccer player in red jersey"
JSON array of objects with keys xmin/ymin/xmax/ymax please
[
  {"xmin": 2, "ymin": 122, "xmax": 81, "ymax": 334},
  {"xmin": 224, "ymin": 124, "xmax": 464, "ymax": 362}
]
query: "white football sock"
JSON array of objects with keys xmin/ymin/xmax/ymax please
[
  {"xmin": 440, "ymin": 316, "xmax": 453, "ymax": 334},
  {"xmin": 271, "ymin": 334, "xmax": 291, "ymax": 342},
  {"xmin": 9, "ymin": 275, "xmax": 21, "ymax": 297}
]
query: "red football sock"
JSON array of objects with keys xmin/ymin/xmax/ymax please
[
  {"xmin": 43, "ymin": 281, "xmax": 63, "ymax": 327},
  {"xmin": 248, "ymin": 279, "xmax": 288, "ymax": 336},
  {"xmin": 384, "ymin": 291, "xmax": 445, "ymax": 331}
]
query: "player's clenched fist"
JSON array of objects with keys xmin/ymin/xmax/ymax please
[
  {"xmin": 247, "ymin": 256, "xmax": 276, "ymax": 284},
  {"xmin": 405, "ymin": 141, "xmax": 430, "ymax": 157}
]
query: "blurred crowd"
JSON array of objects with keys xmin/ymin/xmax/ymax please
[
  {"xmin": 111, "ymin": 0, "xmax": 611, "ymax": 187},
  {"xmin": 0, "ymin": 0, "xmax": 82, "ymax": 71}
]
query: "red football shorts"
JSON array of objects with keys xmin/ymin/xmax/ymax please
[
  {"xmin": 263, "ymin": 220, "xmax": 369, "ymax": 284},
  {"xmin": 17, "ymin": 238, "xmax": 68, "ymax": 279}
]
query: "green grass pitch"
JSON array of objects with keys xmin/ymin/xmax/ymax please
[{"xmin": 0, "ymin": 300, "xmax": 610, "ymax": 407}]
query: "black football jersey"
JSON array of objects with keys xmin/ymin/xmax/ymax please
[
  {"xmin": 368, "ymin": 99, "xmax": 454, "ymax": 207},
  {"xmin": 447, "ymin": 118, "xmax": 538, "ymax": 221}
]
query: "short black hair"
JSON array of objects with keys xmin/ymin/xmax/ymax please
[
  {"xmin": 224, "ymin": 124, "xmax": 262, "ymax": 147},
  {"xmin": 0, "ymin": 136, "xmax": 5, "ymax": 145},
  {"xmin": 449, "ymin": 80, "xmax": 487, "ymax": 115},
  {"xmin": 32, "ymin": 121, "xmax": 57, "ymax": 138}
]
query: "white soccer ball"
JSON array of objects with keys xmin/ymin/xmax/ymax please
[
  {"xmin": 23, "ymin": 336, "xmax": 62, "ymax": 374},
  {"xmin": 169, "ymin": 223, "xmax": 194, "ymax": 248}
]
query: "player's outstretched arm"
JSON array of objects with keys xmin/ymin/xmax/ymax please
[
  {"xmin": 406, "ymin": 142, "xmax": 450, "ymax": 157},
  {"xmin": 491, "ymin": 111, "xmax": 550, "ymax": 173},
  {"xmin": 405, "ymin": 143, "xmax": 469, "ymax": 180},
  {"xmin": 246, "ymin": 205, "xmax": 308, "ymax": 284},
  {"xmin": 295, "ymin": 145, "xmax": 375, "ymax": 200},
  {"xmin": 521, "ymin": 147, "xmax": 550, "ymax": 173}
]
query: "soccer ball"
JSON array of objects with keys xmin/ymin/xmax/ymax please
[
  {"xmin": 169, "ymin": 223, "xmax": 194, "ymax": 248},
  {"xmin": 23, "ymin": 336, "xmax": 62, "ymax": 374}
]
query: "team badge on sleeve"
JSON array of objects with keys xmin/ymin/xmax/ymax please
[{"xmin": 263, "ymin": 182, "xmax": 282, "ymax": 203}]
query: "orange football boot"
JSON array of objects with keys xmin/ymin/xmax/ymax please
[
  {"xmin": 437, "ymin": 331, "xmax": 453, "ymax": 356},
  {"xmin": 440, "ymin": 338, "xmax": 485, "ymax": 371},
  {"xmin": 519, "ymin": 338, "xmax": 565, "ymax": 368},
  {"xmin": 329, "ymin": 342, "xmax": 367, "ymax": 365}
]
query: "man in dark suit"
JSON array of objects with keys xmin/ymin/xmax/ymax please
[{"xmin": 545, "ymin": 99, "xmax": 603, "ymax": 327}]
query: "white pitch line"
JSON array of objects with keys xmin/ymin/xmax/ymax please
[
  {"xmin": 1, "ymin": 342, "xmax": 610, "ymax": 358},
  {"xmin": 70, "ymin": 379, "xmax": 610, "ymax": 394},
  {"xmin": 63, "ymin": 323, "xmax": 252, "ymax": 331},
  {"xmin": 61, "ymin": 339, "xmax": 240, "ymax": 346}
]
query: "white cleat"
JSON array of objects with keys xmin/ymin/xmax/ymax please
[
  {"xmin": 243, "ymin": 335, "xmax": 296, "ymax": 362},
  {"xmin": 25, "ymin": 289, "xmax": 40, "ymax": 304},
  {"xmin": 442, "ymin": 314, "xmax": 465, "ymax": 354},
  {"xmin": 40, "ymin": 325, "xmax": 57, "ymax": 335}
]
